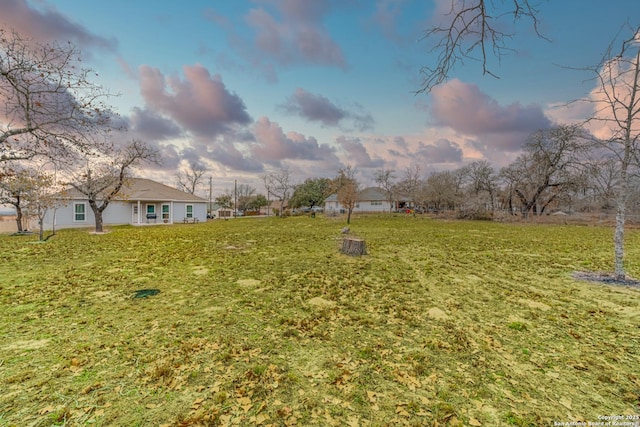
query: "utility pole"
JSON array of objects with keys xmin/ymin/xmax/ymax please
[{"xmin": 208, "ymin": 176, "xmax": 213, "ymax": 218}]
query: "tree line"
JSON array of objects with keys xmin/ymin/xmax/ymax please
[{"xmin": 369, "ymin": 124, "xmax": 640, "ymax": 221}]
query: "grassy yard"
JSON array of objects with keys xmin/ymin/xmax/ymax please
[{"xmin": 0, "ymin": 215, "xmax": 639, "ymax": 426}]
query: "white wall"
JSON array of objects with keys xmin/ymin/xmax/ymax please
[
  {"xmin": 324, "ymin": 200, "xmax": 392, "ymax": 213},
  {"xmin": 42, "ymin": 200, "xmax": 207, "ymax": 229}
]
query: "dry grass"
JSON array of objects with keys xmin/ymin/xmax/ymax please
[{"xmin": 0, "ymin": 215, "xmax": 639, "ymax": 426}]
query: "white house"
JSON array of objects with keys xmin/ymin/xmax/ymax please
[
  {"xmin": 43, "ymin": 178, "xmax": 207, "ymax": 229},
  {"xmin": 324, "ymin": 187, "xmax": 392, "ymax": 214}
]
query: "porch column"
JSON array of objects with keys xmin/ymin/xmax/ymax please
[
  {"xmin": 170, "ymin": 201, "xmax": 174, "ymax": 224},
  {"xmin": 137, "ymin": 200, "xmax": 141, "ymax": 224}
]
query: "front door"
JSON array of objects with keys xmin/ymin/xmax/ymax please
[{"xmin": 132, "ymin": 204, "xmax": 139, "ymax": 224}]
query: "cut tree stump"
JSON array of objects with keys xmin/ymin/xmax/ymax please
[{"xmin": 341, "ymin": 237, "xmax": 367, "ymax": 256}]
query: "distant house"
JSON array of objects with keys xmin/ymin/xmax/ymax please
[
  {"xmin": 43, "ymin": 178, "xmax": 207, "ymax": 229},
  {"xmin": 324, "ymin": 187, "xmax": 392, "ymax": 214},
  {"xmin": 210, "ymin": 203, "xmax": 233, "ymax": 219}
]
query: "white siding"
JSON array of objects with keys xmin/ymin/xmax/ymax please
[
  {"xmin": 324, "ymin": 200, "xmax": 391, "ymax": 213},
  {"xmin": 42, "ymin": 200, "xmax": 207, "ymax": 229}
]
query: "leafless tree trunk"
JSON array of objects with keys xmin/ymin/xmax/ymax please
[
  {"xmin": 0, "ymin": 167, "xmax": 28, "ymax": 232},
  {"xmin": 0, "ymin": 28, "xmax": 115, "ymax": 164},
  {"xmin": 69, "ymin": 140, "xmax": 159, "ymax": 233},
  {"xmin": 585, "ymin": 25, "xmax": 640, "ymax": 280},
  {"xmin": 334, "ymin": 166, "xmax": 359, "ymax": 225}
]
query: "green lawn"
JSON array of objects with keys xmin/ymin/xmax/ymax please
[{"xmin": 0, "ymin": 215, "xmax": 638, "ymax": 426}]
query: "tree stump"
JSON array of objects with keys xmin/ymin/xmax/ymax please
[{"xmin": 341, "ymin": 237, "xmax": 367, "ymax": 256}]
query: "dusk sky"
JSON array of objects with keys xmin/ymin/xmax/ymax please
[{"xmin": 1, "ymin": 0, "xmax": 639, "ymax": 196}]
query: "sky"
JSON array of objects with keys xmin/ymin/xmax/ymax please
[{"xmin": 1, "ymin": 0, "xmax": 639, "ymax": 197}]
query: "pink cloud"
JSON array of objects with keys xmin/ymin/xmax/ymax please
[
  {"xmin": 0, "ymin": 0, "xmax": 116, "ymax": 51},
  {"xmin": 430, "ymin": 79, "xmax": 551, "ymax": 150},
  {"xmin": 336, "ymin": 136, "xmax": 384, "ymax": 168},
  {"xmin": 245, "ymin": 0, "xmax": 346, "ymax": 68},
  {"xmin": 138, "ymin": 64, "xmax": 252, "ymax": 137},
  {"xmin": 370, "ymin": 0, "xmax": 415, "ymax": 43},
  {"xmin": 281, "ymin": 88, "xmax": 374, "ymax": 130},
  {"xmin": 252, "ymin": 116, "xmax": 339, "ymax": 166}
]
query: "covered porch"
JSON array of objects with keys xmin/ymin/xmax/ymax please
[{"xmin": 130, "ymin": 201, "xmax": 175, "ymax": 225}]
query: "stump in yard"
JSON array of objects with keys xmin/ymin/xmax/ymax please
[{"xmin": 341, "ymin": 237, "xmax": 367, "ymax": 256}]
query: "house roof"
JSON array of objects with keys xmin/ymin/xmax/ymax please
[
  {"xmin": 65, "ymin": 178, "xmax": 207, "ymax": 202},
  {"xmin": 325, "ymin": 187, "xmax": 387, "ymax": 203},
  {"xmin": 357, "ymin": 187, "xmax": 387, "ymax": 201}
]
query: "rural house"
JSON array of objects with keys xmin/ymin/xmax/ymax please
[
  {"xmin": 43, "ymin": 178, "xmax": 207, "ymax": 229},
  {"xmin": 324, "ymin": 187, "xmax": 392, "ymax": 214}
]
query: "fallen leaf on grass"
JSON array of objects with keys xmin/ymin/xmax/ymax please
[
  {"xmin": 39, "ymin": 406, "xmax": 55, "ymax": 415},
  {"xmin": 560, "ymin": 398, "xmax": 572, "ymax": 410},
  {"xmin": 469, "ymin": 417, "xmax": 482, "ymax": 426},
  {"xmin": 250, "ymin": 413, "xmax": 270, "ymax": 425}
]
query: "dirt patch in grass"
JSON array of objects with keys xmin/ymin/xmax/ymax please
[
  {"xmin": 573, "ymin": 271, "xmax": 640, "ymax": 288},
  {"xmin": 2, "ymin": 339, "xmax": 50, "ymax": 351}
]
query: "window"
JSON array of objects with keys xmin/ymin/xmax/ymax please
[
  {"xmin": 186, "ymin": 205, "xmax": 194, "ymax": 218},
  {"xmin": 162, "ymin": 204, "xmax": 170, "ymax": 220},
  {"xmin": 371, "ymin": 201, "xmax": 382, "ymax": 206},
  {"xmin": 146, "ymin": 204, "xmax": 155, "ymax": 214},
  {"xmin": 74, "ymin": 203, "xmax": 86, "ymax": 222}
]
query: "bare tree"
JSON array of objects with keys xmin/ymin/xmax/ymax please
[
  {"xmin": 0, "ymin": 28, "xmax": 115, "ymax": 163},
  {"xmin": 236, "ymin": 183, "xmax": 256, "ymax": 212},
  {"xmin": 0, "ymin": 165, "xmax": 32, "ymax": 231},
  {"xmin": 175, "ymin": 162, "xmax": 206, "ymax": 195},
  {"xmin": 501, "ymin": 125, "xmax": 586, "ymax": 218},
  {"xmin": 419, "ymin": 0, "xmax": 546, "ymax": 93},
  {"xmin": 423, "ymin": 170, "xmax": 461, "ymax": 211},
  {"xmin": 585, "ymin": 156, "xmax": 619, "ymax": 211},
  {"xmin": 396, "ymin": 164, "xmax": 422, "ymax": 212},
  {"xmin": 334, "ymin": 165, "xmax": 359, "ymax": 225},
  {"xmin": 23, "ymin": 169, "xmax": 59, "ymax": 241},
  {"xmin": 458, "ymin": 160, "xmax": 499, "ymax": 217},
  {"xmin": 585, "ymin": 25, "xmax": 640, "ymax": 279},
  {"xmin": 374, "ymin": 168, "xmax": 397, "ymax": 214},
  {"xmin": 262, "ymin": 167, "xmax": 293, "ymax": 216},
  {"xmin": 68, "ymin": 140, "xmax": 159, "ymax": 233}
]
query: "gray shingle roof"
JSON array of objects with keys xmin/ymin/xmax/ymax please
[
  {"xmin": 325, "ymin": 187, "xmax": 387, "ymax": 202},
  {"xmin": 64, "ymin": 178, "xmax": 207, "ymax": 202}
]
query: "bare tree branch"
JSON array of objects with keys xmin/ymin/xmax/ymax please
[
  {"xmin": 0, "ymin": 27, "xmax": 118, "ymax": 164},
  {"xmin": 418, "ymin": 0, "xmax": 547, "ymax": 93},
  {"xmin": 176, "ymin": 162, "xmax": 207, "ymax": 195}
]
